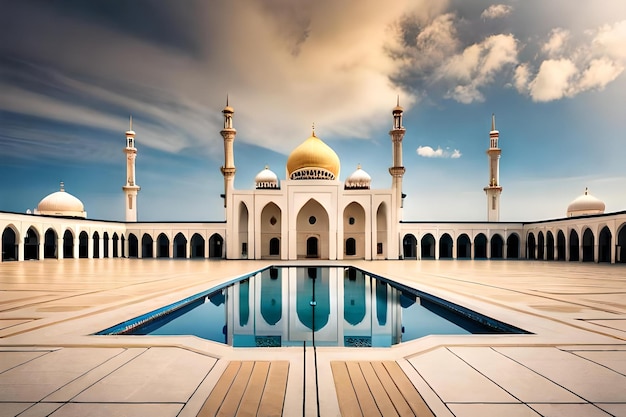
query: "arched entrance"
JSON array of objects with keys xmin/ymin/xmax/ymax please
[
  {"xmin": 103, "ymin": 232, "xmax": 109, "ymax": 258},
  {"xmin": 618, "ymin": 223, "xmax": 626, "ymax": 263},
  {"xmin": 261, "ymin": 202, "xmax": 281, "ymax": 259},
  {"xmin": 173, "ymin": 233, "xmax": 187, "ymax": 258},
  {"xmin": 546, "ymin": 231, "xmax": 555, "ymax": 260},
  {"xmin": 296, "ymin": 199, "xmax": 329, "ymax": 259},
  {"xmin": 474, "ymin": 233, "xmax": 487, "ymax": 259},
  {"xmin": 79, "ymin": 231, "xmax": 89, "ymax": 258},
  {"xmin": 420, "ymin": 234, "xmax": 435, "ymax": 259},
  {"xmin": 582, "ymin": 228, "xmax": 594, "ymax": 262},
  {"xmin": 112, "ymin": 233, "xmax": 119, "ymax": 258},
  {"xmin": 24, "ymin": 227, "xmax": 39, "ymax": 260},
  {"xmin": 403, "ymin": 234, "xmax": 417, "ymax": 259},
  {"xmin": 569, "ymin": 229, "xmax": 579, "ymax": 261},
  {"xmin": 537, "ymin": 232, "xmax": 545, "ymax": 260},
  {"xmin": 598, "ymin": 226, "xmax": 612, "ymax": 263},
  {"xmin": 63, "ymin": 230, "xmax": 74, "ymax": 258},
  {"xmin": 209, "ymin": 233, "xmax": 223, "ymax": 258},
  {"xmin": 92, "ymin": 231, "xmax": 100, "ymax": 259},
  {"xmin": 2, "ymin": 226, "xmax": 17, "ymax": 261},
  {"xmin": 157, "ymin": 233, "xmax": 169, "ymax": 258},
  {"xmin": 439, "ymin": 233, "xmax": 453, "ymax": 259},
  {"xmin": 376, "ymin": 203, "xmax": 388, "ymax": 259},
  {"xmin": 238, "ymin": 202, "xmax": 249, "ymax": 258},
  {"xmin": 457, "ymin": 234, "xmax": 471, "ymax": 259},
  {"xmin": 343, "ymin": 202, "xmax": 366, "ymax": 259},
  {"xmin": 527, "ymin": 233, "xmax": 536, "ymax": 260},
  {"xmin": 128, "ymin": 234, "xmax": 139, "ymax": 258},
  {"xmin": 556, "ymin": 230, "xmax": 566, "ymax": 261},
  {"xmin": 491, "ymin": 234, "xmax": 504, "ymax": 259},
  {"xmin": 506, "ymin": 234, "xmax": 520, "ymax": 259},
  {"xmin": 191, "ymin": 233, "xmax": 205, "ymax": 258},
  {"xmin": 45, "ymin": 228, "xmax": 57, "ymax": 258},
  {"xmin": 142, "ymin": 234, "xmax": 153, "ymax": 258}
]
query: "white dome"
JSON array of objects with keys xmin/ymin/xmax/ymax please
[
  {"xmin": 36, "ymin": 183, "xmax": 86, "ymax": 218},
  {"xmin": 567, "ymin": 188, "xmax": 605, "ymax": 217},
  {"xmin": 255, "ymin": 166, "xmax": 279, "ymax": 189},
  {"xmin": 345, "ymin": 164, "xmax": 371, "ymax": 189}
]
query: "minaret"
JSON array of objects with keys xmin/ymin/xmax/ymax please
[
  {"xmin": 220, "ymin": 97, "xmax": 236, "ymax": 207},
  {"xmin": 389, "ymin": 96, "xmax": 406, "ymax": 220},
  {"xmin": 484, "ymin": 114, "xmax": 502, "ymax": 222},
  {"xmin": 122, "ymin": 116, "xmax": 140, "ymax": 222}
]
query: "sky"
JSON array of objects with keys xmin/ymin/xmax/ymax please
[{"xmin": 1, "ymin": 0, "xmax": 626, "ymax": 222}]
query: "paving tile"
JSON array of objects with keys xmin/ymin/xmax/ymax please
[
  {"xmin": 449, "ymin": 347, "xmax": 582, "ymax": 403},
  {"xmin": 447, "ymin": 403, "xmax": 540, "ymax": 417},
  {"xmin": 14, "ymin": 402, "xmax": 63, "ymax": 417},
  {"xmin": 0, "ymin": 348, "xmax": 124, "ymax": 402},
  {"xmin": 408, "ymin": 348, "xmax": 516, "ymax": 403},
  {"xmin": 73, "ymin": 347, "xmax": 216, "ymax": 403},
  {"xmin": 0, "ymin": 403, "xmax": 32, "ymax": 417},
  {"xmin": 495, "ymin": 347, "xmax": 626, "ymax": 403},
  {"xmin": 586, "ymin": 319, "xmax": 626, "ymax": 332},
  {"xmin": 48, "ymin": 403, "xmax": 183, "ymax": 417},
  {"xmin": 0, "ymin": 351, "xmax": 49, "ymax": 373},
  {"xmin": 0, "ymin": 319, "xmax": 33, "ymax": 331},
  {"xmin": 529, "ymin": 403, "xmax": 612, "ymax": 417},
  {"xmin": 572, "ymin": 350, "xmax": 626, "ymax": 376},
  {"xmin": 596, "ymin": 403, "xmax": 626, "ymax": 417}
]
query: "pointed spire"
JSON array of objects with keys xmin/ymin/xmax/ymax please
[
  {"xmin": 397, "ymin": 95, "xmax": 400, "ymax": 107},
  {"xmin": 312, "ymin": 122, "xmax": 316, "ymax": 137},
  {"xmin": 491, "ymin": 113, "xmax": 496, "ymax": 131},
  {"xmin": 226, "ymin": 94, "xmax": 229, "ymax": 107},
  {"xmin": 129, "ymin": 115, "xmax": 133, "ymax": 131}
]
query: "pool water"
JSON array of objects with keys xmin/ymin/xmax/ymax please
[{"xmin": 99, "ymin": 266, "xmax": 527, "ymax": 347}]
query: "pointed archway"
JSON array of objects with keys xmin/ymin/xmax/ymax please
[
  {"xmin": 296, "ymin": 199, "xmax": 329, "ymax": 259},
  {"xmin": 24, "ymin": 227, "xmax": 39, "ymax": 260},
  {"xmin": 261, "ymin": 202, "xmax": 281, "ymax": 259},
  {"xmin": 403, "ymin": 234, "xmax": 417, "ymax": 259},
  {"xmin": 343, "ymin": 202, "xmax": 366, "ymax": 259},
  {"xmin": 2, "ymin": 226, "xmax": 18, "ymax": 261},
  {"xmin": 457, "ymin": 234, "xmax": 471, "ymax": 259}
]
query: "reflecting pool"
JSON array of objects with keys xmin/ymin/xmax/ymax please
[{"xmin": 98, "ymin": 267, "xmax": 527, "ymax": 347}]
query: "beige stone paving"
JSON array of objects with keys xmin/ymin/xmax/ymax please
[{"xmin": 0, "ymin": 259, "xmax": 625, "ymax": 416}]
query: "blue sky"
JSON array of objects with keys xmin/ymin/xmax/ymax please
[{"xmin": 1, "ymin": 0, "xmax": 625, "ymax": 222}]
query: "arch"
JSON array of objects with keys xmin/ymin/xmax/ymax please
[
  {"xmin": 191, "ymin": 233, "xmax": 205, "ymax": 258},
  {"xmin": 92, "ymin": 231, "xmax": 100, "ymax": 259},
  {"xmin": 456, "ymin": 234, "xmax": 471, "ymax": 259},
  {"xmin": 402, "ymin": 234, "xmax": 417, "ymax": 259},
  {"xmin": 537, "ymin": 231, "xmax": 545, "ymax": 260},
  {"xmin": 44, "ymin": 228, "xmax": 58, "ymax": 258},
  {"xmin": 527, "ymin": 233, "xmax": 536, "ymax": 260},
  {"xmin": 546, "ymin": 231, "xmax": 555, "ymax": 261},
  {"xmin": 209, "ymin": 233, "xmax": 223, "ymax": 258},
  {"xmin": 582, "ymin": 228, "xmax": 594, "ymax": 262},
  {"xmin": 156, "ymin": 233, "xmax": 169, "ymax": 258},
  {"xmin": 343, "ymin": 202, "xmax": 366, "ymax": 259},
  {"xmin": 490, "ymin": 234, "xmax": 504, "ymax": 259},
  {"xmin": 296, "ymin": 199, "xmax": 329, "ymax": 259},
  {"xmin": 439, "ymin": 233, "xmax": 453, "ymax": 259},
  {"xmin": 376, "ymin": 203, "xmax": 388, "ymax": 258},
  {"xmin": 474, "ymin": 233, "xmax": 487, "ymax": 259},
  {"xmin": 121, "ymin": 234, "xmax": 125, "ymax": 257},
  {"xmin": 24, "ymin": 227, "xmax": 39, "ymax": 260},
  {"xmin": 556, "ymin": 230, "xmax": 566, "ymax": 261},
  {"xmin": 506, "ymin": 233, "xmax": 520, "ymax": 259},
  {"xmin": 569, "ymin": 229, "xmax": 579, "ymax": 262},
  {"xmin": 63, "ymin": 230, "xmax": 74, "ymax": 258},
  {"xmin": 128, "ymin": 233, "xmax": 139, "ymax": 258},
  {"xmin": 420, "ymin": 233, "xmax": 435, "ymax": 259},
  {"xmin": 261, "ymin": 202, "xmax": 281, "ymax": 259},
  {"xmin": 173, "ymin": 232, "xmax": 187, "ymax": 258},
  {"xmin": 103, "ymin": 232, "xmax": 110, "ymax": 258},
  {"xmin": 306, "ymin": 236, "xmax": 319, "ymax": 258},
  {"xmin": 142, "ymin": 234, "xmax": 153, "ymax": 258},
  {"xmin": 112, "ymin": 233, "xmax": 119, "ymax": 258},
  {"xmin": 617, "ymin": 223, "xmax": 626, "ymax": 263},
  {"xmin": 238, "ymin": 202, "xmax": 249, "ymax": 258},
  {"xmin": 2, "ymin": 226, "xmax": 18, "ymax": 261},
  {"xmin": 269, "ymin": 237, "xmax": 280, "ymax": 256},
  {"xmin": 79, "ymin": 231, "xmax": 89, "ymax": 258},
  {"xmin": 598, "ymin": 226, "xmax": 612, "ymax": 263}
]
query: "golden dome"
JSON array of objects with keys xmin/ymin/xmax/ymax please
[{"xmin": 286, "ymin": 132, "xmax": 340, "ymax": 180}]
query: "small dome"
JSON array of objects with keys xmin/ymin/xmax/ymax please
[
  {"xmin": 36, "ymin": 182, "xmax": 86, "ymax": 218},
  {"xmin": 345, "ymin": 164, "xmax": 371, "ymax": 189},
  {"xmin": 255, "ymin": 166, "xmax": 279, "ymax": 189},
  {"xmin": 567, "ymin": 188, "xmax": 605, "ymax": 217},
  {"xmin": 286, "ymin": 131, "xmax": 340, "ymax": 180}
]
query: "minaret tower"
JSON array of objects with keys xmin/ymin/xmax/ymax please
[
  {"xmin": 220, "ymin": 97, "xmax": 236, "ymax": 208},
  {"xmin": 122, "ymin": 116, "xmax": 140, "ymax": 222},
  {"xmin": 484, "ymin": 114, "xmax": 502, "ymax": 222},
  {"xmin": 389, "ymin": 96, "xmax": 406, "ymax": 221}
]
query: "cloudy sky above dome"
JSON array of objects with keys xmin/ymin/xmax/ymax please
[{"xmin": 1, "ymin": 0, "xmax": 625, "ymax": 221}]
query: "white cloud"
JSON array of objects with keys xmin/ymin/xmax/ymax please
[
  {"xmin": 578, "ymin": 58, "xmax": 624, "ymax": 91},
  {"xmin": 529, "ymin": 58, "xmax": 578, "ymax": 101},
  {"xmin": 481, "ymin": 4, "xmax": 513, "ymax": 20},
  {"xmin": 513, "ymin": 63, "xmax": 531, "ymax": 93},
  {"xmin": 417, "ymin": 145, "xmax": 461, "ymax": 158},
  {"xmin": 593, "ymin": 20, "xmax": 626, "ymax": 60},
  {"xmin": 542, "ymin": 28, "xmax": 570, "ymax": 57}
]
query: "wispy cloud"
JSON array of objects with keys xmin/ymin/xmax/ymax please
[
  {"xmin": 417, "ymin": 145, "xmax": 461, "ymax": 158},
  {"xmin": 481, "ymin": 4, "xmax": 513, "ymax": 20}
]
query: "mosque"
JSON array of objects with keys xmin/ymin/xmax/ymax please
[{"xmin": 1, "ymin": 101, "xmax": 625, "ymax": 264}]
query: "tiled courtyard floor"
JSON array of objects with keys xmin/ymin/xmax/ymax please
[{"xmin": 0, "ymin": 259, "xmax": 625, "ymax": 416}]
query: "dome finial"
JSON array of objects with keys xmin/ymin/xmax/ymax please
[
  {"xmin": 60, "ymin": 181, "xmax": 65, "ymax": 192},
  {"xmin": 312, "ymin": 122, "xmax": 316, "ymax": 137},
  {"xmin": 226, "ymin": 94, "xmax": 229, "ymax": 107},
  {"xmin": 585, "ymin": 187, "xmax": 589, "ymax": 195}
]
